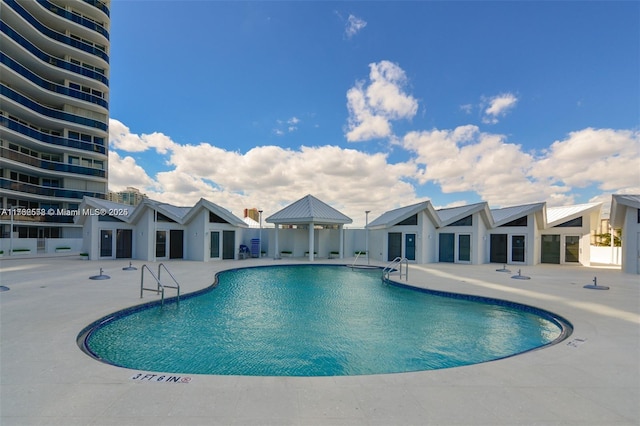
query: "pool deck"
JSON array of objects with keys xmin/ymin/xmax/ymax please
[{"xmin": 1, "ymin": 256, "xmax": 638, "ymax": 425}]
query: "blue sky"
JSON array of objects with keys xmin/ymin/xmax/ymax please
[{"xmin": 108, "ymin": 1, "xmax": 639, "ymax": 225}]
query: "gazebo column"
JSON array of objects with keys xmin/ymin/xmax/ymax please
[
  {"xmin": 274, "ymin": 224, "xmax": 279, "ymax": 259},
  {"xmin": 339, "ymin": 224, "xmax": 344, "ymax": 259},
  {"xmin": 309, "ymin": 222, "xmax": 314, "ymax": 261}
]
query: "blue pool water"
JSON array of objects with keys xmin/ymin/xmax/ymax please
[{"xmin": 82, "ymin": 265, "xmax": 570, "ymax": 376}]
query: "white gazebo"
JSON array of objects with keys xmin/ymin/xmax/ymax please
[{"xmin": 266, "ymin": 194, "xmax": 352, "ymax": 261}]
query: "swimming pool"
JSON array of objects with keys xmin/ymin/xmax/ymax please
[{"xmin": 79, "ymin": 265, "xmax": 571, "ymax": 376}]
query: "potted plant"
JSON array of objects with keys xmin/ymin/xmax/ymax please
[
  {"xmin": 55, "ymin": 246, "xmax": 71, "ymax": 253},
  {"xmin": 0, "ymin": 250, "xmax": 4, "ymax": 257},
  {"xmin": 280, "ymin": 250, "xmax": 293, "ymax": 258},
  {"xmin": 80, "ymin": 252, "xmax": 89, "ymax": 260}
]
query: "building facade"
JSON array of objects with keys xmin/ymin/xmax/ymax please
[{"xmin": 0, "ymin": 0, "xmax": 110, "ymax": 244}]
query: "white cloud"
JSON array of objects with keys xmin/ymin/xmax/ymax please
[
  {"xmin": 345, "ymin": 14, "xmax": 367, "ymax": 38},
  {"xmin": 109, "ymin": 119, "xmax": 176, "ymax": 154},
  {"xmin": 482, "ymin": 93, "xmax": 518, "ymax": 124},
  {"xmin": 108, "ymin": 151, "xmax": 156, "ymax": 192},
  {"xmin": 532, "ymin": 128, "xmax": 640, "ymax": 193},
  {"xmin": 109, "ymin": 120, "xmax": 420, "ymax": 225},
  {"xmin": 345, "ymin": 61, "xmax": 418, "ymax": 142},
  {"xmin": 403, "ymin": 126, "xmax": 573, "ymax": 206},
  {"xmin": 402, "ymin": 125, "xmax": 639, "ymax": 207}
]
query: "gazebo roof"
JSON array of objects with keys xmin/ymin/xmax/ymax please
[{"xmin": 266, "ymin": 194, "xmax": 352, "ymax": 225}]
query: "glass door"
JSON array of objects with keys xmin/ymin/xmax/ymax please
[
  {"xmin": 541, "ymin": 234, "xmax": 560, "ymax": 264},
  {"xmin": 565, "ymin": 235, "xmax": 580, "ymax": 263},
  {"xmin": 458, "ymin": 234, "xmax": 471, "ymax": 262},
  {"xmin": 511, "ymin": 235, "xmax": 525, "ymax": 263},
  {"xmin": 100, "ymin": 230, "xmax": 113, "ymax": 257},
  {"xmin": 155, "ymin": 230, "xmax": 166, "ymax": 258}
]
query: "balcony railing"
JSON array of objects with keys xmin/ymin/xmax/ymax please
[
  {"xmin": 0, "ymin": 177, "xmax": 106, "ymax": 199},
  {"xmin": 0, "ymin": 116, "xmax": 106, "ymax": 155},
  {"xmin": 1, "ymin": 21, "xmax": 108, "ymax": 85},
  {"xmin": 1, "ymin": 53, "xmax": 108, "ymax": 109},
  {"xmin": 1, "ymin": 85, "xmax": 108, "ymax": 131},
  {"xmin": 5, "ymin": 0, "xmax": 109, "ymax": 62},
  {"xmin": 0, "ymin": 147, "xmax": 106, "ymax": 178},
  {"xmin": 81, "ymin": 0, "xmax": 110, "ymax": 18},
  {"xmin": 37, "ymin": 0, "xmax": 109, "ymax": 39}
]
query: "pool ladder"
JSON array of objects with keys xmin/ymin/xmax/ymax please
[
  {"xmin": 382, "ymin": 257, "xmax": 409, "ymax": 282},
  {"xmin": 140, "ymin": 263, "xmax": 181, "ymax": 306}
]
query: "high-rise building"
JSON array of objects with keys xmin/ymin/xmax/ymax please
[
  {"xmin": 107, "ymin": 186, "xmax": 146, "ymax": 206},
  {"xmin": 0, "ymin": 0, "xmax": 110, "ymax": 240}
]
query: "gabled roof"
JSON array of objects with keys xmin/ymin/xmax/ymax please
[
  {"xmin": 182, "ymin": 198, "xmax": 247, "ymax": 227},
  {"xmin": 437, "ymin": 202, "xmax": 494, "ymax": 228},
  {"xmin": 74, "ymin": 196, "xmax": 134, "ymax": 225},
  {"xmin": 491, "ymin": 202, "xmax": 546, "ymax": 227},
  {"xmin": 126, "ymin": 198, "xmax": 190, "ymax": 224},
  {"xmin": 610, "ymin": 194, "xmax": 640, "ymax": 228},
  {"xmin": 367, "ymin": 201, "xmax": 440, "ymax": 230},
  {"xmin": 266, "ymin": 194, "xmax": 352, "ymax": 225},
  {"xmin": 546, "ymin": 202, "xmax": 602, "ymax": 228}
]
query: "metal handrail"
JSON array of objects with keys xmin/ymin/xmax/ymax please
[
  {"xmin": 140, "ymin": 264, "xmax": 180, "ymax": 306},
  {"xmin": 382, "ymin": 257, "xmax": 409, "ymax": 281},
  {"xmin": 351, "ymin": 251, "xmax": 363, "ymax": 268},
  {"xmin": 158, "ymin": 263, "xmax": 180, "ymax": 301}
]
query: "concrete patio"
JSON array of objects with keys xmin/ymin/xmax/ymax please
[{"xmin": 1, "ymin": 256, "xmax": 638, "ymax": 425}]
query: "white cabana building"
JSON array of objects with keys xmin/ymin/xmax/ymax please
[{"xmin": 265, "ymin": 194, "xmax": 352, "ymax": 261}]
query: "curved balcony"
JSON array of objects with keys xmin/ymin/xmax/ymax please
[
  {"xmin": 81, "ymin": 0, "xmax": 110, "ymax": 18},
  {"xmin": 0, "ymin": 147, "xmax": 107, "ymax": 179},
  {"xmin": 36, "ymin": 0, "xmax": 109, "ymax": 40},
  {"xmin": 1, "ymin": 52, "xmax": 108, "ymax": 109},
  {"xmin": 4, "ymin": 0, "xmax": 109, "ymax": 63},
  {"xmin": 1, "ymin": 85, "xmax": 108, "ymax": 131},
  {"xmin": 0, "ymin": 177, "xmax": 106, "ymax": 200},
  {"xmin": 0, "ymin": 116, "xmax": 107, "ymax": 155},
  {"xmin": 1, "ymin": 21, "xmax": 108, "ymax": 85}
]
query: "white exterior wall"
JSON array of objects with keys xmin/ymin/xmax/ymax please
[
  {"xmin": 487, "ymin": 214, "xmax": 538, "ymax": 265},
  {"xmin": 621, "ymin": 207, "xmax": 640, "ymax": 274},
  {"xmin": 136, "ymin": 210, "xmax": 154, "ymax": 261},
  {"xmin": 539, "ymin": 212, "xmax": 597, "ymax": 266},
  {"xmin": 186, "ymin": 210, "xmax": 206, "ymax": 261},
  {"xmin": 437, "ymin": 212, "xmax": 487, "ymax": 264}
]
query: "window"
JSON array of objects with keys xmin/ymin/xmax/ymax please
[
  {"xmin": 396, "ymin": 214, "xmax": 418, "ymax": 226},
  {"xmin": 209, "ymin": 211, "xmax": 228, "ymax": 223},
  {"xmin": 555, "ymin": 217, "xmax": 583, "ymax": 228},
  {"xmin": 450, "ymin": 215, "xmax": 472, "ymax": 226},
  {"xmin": 501, "ymin": 216, "xmax": 528, "ymax": 227}
]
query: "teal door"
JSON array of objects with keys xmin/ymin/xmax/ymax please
[
  {"xmin": 405, "ymin": 234, "xmax": 416, "ymax": 261},
  {"xmin": 458, "ymin": 234, "xmax": 471, "ymax": 262},
  {"xmin": 439, "ymin": 233, "xmax": 454, "ymax": 263},
  {"xmin": 490, "ymin": 234, "xmax": 507, "ymax": 263},
  {"xmin": 210, "ymin": 231, "xmax": 220, "ymax": 258},
  {"xmin": 512, "ymin": 235, "xmax": 525, "ymax": 262}
]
